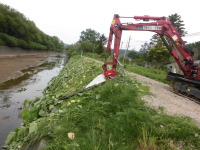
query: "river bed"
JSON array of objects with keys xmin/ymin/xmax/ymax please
[{"xmin": 0, "ymin": 53, "xmax": 66, "ymax": 147}]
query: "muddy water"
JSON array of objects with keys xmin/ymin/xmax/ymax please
[{"xmin": 0, "ymin": 54, "xmax": 66, "ymax": 147}]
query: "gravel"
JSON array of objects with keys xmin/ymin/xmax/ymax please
[{"xmin": 129, "ymin": 72, "xmax": 200, "ymax": 126}]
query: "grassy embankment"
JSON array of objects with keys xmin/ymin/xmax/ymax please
[
  {"xmin": 5, "ymin": 55, "xmax": 200, "ymax": 149},
  {"xmin": 126, "ymin": 65, "xmax": 170, "ymax": 84}
]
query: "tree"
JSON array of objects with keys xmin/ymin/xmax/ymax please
[
  {"xmin": 168, "ymin": 13, "xmax": 187, "ymax": 37},
  {"xmin": 80, "ymin": 41, "xmax": 94, "ymax": 53},
  {"xmin": 127, "ymin": 50, "xmax": 140, "ymax": 59},
  {"xmin": 0, "ymin": 3, "xmax": 64, "ymax": 51},
  {"xmin": 66, "ymin": 42, "xmax": 81, "ymax": 57},
  {"xmin": 139, "ymin": 42, "xmax": 151, "ymax": 62},
  {"xmin": 79, "ymin": 29, "xmax": 107, "ymax": 54},
  {"xmin": 148, "ymin": 38, "xmax": 170, "ymax": 68},
  {"xmin": 95, "ymin": 34, "xmax": 107, "ymax": 54},
  {"xmin": 188, "ymin": 41, "xmax": 200, "ymax": 60},
  {"xmin": 79, "ymin": 29, "xmax": 100, "ymax": 43}
]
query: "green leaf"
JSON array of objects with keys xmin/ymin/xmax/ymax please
[
  {"xmin": 96, "ymin": 94, "xmax": 101, "ymax": 100},
  {"xmin": 58, "ymin": 109, "xmax": 64, "ymax": 113},
  {"xmin": 17, "ymin": 127, "xmax": 26, "ymax": 136},
  {"xmin": 39, "ymin": 109, "xmax": 47, "ymax": 117},
  {"xmin": 5, "ymin": 132, "xmax": 16, "ymax": 145},
  {"xmin": 54, "ymin": 99, "xmax": 59, "ymax": 105},
  {"xmin": 49, "ymin": 105, "xmax": 54, "ymax": 110},
  {"xmin": 78, "ymin": 93, "xmax": 83, "ymax": 96},
  {"xmin": 29, "ymin": 121, "xmax": 38, "ymax": 134},
  {"xmin": 24, "ymin": 100, "xmax": 30, "ymax": 108},
  {"xmin": 30, "ymin": 109, "xmax": 39, "ymax": 120},
  {"xmin": 21, "ymin": 108, "xmax": 30, "ymax": 120}
]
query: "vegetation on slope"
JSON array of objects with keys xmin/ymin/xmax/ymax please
[
  {"xmin": 126, "ymin": 65, "xmax": 170, "ymax": 84},
  {"xmin": 0, "ymin": 3, "xmax": 64, "ymax": 51},
  {"xmin": 4, "ymin": 55, "xmax": 200, "ymax": 150}
]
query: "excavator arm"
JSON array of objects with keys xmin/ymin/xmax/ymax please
[{"xmin": 103, "ymin": 14, "xmax": 200, "ymax": 81}]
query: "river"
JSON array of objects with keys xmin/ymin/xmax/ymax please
[{"xmin": 0, "ymin": 50, "xmax": 67, "ymax": 148}]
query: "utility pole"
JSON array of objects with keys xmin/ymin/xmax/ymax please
[{"xmin": 123, "ymin": 36, "xmax": 131, "ymax": 63}]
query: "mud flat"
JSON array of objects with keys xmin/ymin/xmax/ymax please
[{"xmin": 0, "ymin": 46, "xmax": 60, "ymax": 82}]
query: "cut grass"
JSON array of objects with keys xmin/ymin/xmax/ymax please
[{"xmin": 5, "ymin": 55, "xmax": 200, "ymax": 150}]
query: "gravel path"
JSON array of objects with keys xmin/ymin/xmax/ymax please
[{"xmin": 129, "ymin": 72, "xmax": 200, "ymax": 126}]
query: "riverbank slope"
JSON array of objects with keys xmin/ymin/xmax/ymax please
[{"xmin": 4, "ymin": 55, "xmax": 200, "ymax": 149}]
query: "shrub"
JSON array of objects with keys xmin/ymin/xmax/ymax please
[{"xmin": 80, "ymin": 41, "xmax": 94, "ymax": 53}]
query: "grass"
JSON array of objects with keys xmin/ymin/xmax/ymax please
[
  {"xmin": 5, "ymin": 55, "xmax": 200, "ymax": 150},
  {"xmin": 126, "ymin": 65, "xmax": 170, "ymax": 84}
]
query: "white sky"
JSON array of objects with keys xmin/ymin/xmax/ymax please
[{"xmin": 0, "ymin": 0, "xmax": 200, "ymax": 50}]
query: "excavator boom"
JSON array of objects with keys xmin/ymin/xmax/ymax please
[{"xmin": 102, "ymin": 14, "xmax": 200, "ymax": 99}]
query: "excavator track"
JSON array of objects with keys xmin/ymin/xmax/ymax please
[
  {"xmin": 171, "ymin": 87, "xmax": 200, "ymax": 105},
  {"xmin": 167, "ymin": 72, "xmax": 200, "ymax": 101}
]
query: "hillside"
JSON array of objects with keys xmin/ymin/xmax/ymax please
[{"xmin": 0, "ymin": 3, "xmax": 64, "ymax": 51}]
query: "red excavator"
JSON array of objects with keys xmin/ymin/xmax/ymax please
[{"xmin": 100, "ymin": 14, "xmax": 200, "ymax": 99}]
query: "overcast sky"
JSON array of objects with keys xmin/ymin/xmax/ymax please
[{"xmin": 1, "ymin": 0, "xmax": 200, "ymax": 50}]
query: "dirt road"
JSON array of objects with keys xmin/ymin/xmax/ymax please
[{"xmin": 129, "ymin": 72, "xmax": 200, "ymax": 126}]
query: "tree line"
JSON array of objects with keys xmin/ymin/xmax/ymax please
[
  {"xmin": 67, "ymin": 28, "xmax": 107, "ymax": 57},
  {"xmin": 0, "ymin": 3, "xmax": 64, "ymax": 51}
]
